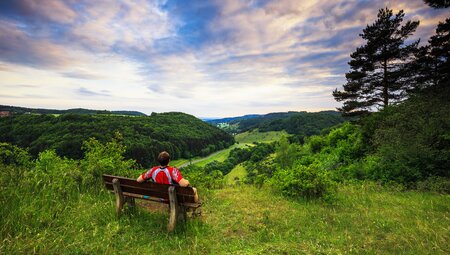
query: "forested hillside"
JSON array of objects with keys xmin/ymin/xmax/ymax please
[
  {"xmin": 206, "ymin": 114, "xmax": 261, "ymax": 126},
  {"xmin": 0, "ymin": 112, "xmax": 234, "ymax": 166},
  {"xmin": 0, "ymin": 105, "xmax": 146, "ymax": 116},
  {"xmin": 208, "ymin": 111, "xmax": 345, "ymax": 137}
]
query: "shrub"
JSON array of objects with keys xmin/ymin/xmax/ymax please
[
  {"xmin": 33, "ymin": 150, "xmax": 81, "ymax": 197},
  {"xmin": 307, "ymin": 136, "xmax": 325, "ymax": 153},
  {"xmin": 0, "ymin": 142, "xmax": 32, "ymax": 167},
  {"xmin": 80, "ymin": 134, "xmax": 135, "ymax": 188},
  {"xmin": 416, "ymin": 176, "xmax": 450, "ymax": 194},
  {"xmin": 270, "ymin": 162, "xmax": 337, "ymax": 201},
  {"xmin": 182, "ymin": 165, "xmax": 224, "ymax": 189},
  {"xmin": 245, "ymin": 155, "xmax": 276, "ymax": 185},
  {"xmin": 368, "ymin": 91, "xmax": 450, "ymax": 183}
]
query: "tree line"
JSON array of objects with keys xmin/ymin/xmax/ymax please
[
  {"xmin": 0, "ymin": 105, "xmax": 146, "ymax": 116},
  {"xmin": 219, "ymin": 111, "xmax": 345, "ymax": 137},
  {"xmin": 0, "ymin": 112, "xmax": 234, "ymax": 167}
]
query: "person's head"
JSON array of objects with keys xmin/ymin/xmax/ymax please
[{"xmin": 157, "ymin": 151, "xmax": 170, "ymax": 166}]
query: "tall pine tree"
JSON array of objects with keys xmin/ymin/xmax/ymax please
[
  {"xmin": 412, "ymin": 1, "xmax": 450, "ymax": 92},
  {"xmin": 333, "ymin": 8, "xmax": 419, "ymax": 116}
]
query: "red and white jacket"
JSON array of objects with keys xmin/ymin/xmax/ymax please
[{"xmin": 140, "ymin": 166, "xmax": 183, "ymax": 185}]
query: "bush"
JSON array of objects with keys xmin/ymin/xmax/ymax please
[
  {"xmin": 0, "ymin": 142, "xmax": 32, "ymax": 167},
  {"xmin": 245, "ymin": 155, "xmax": 276, "ymax": 186},
  {"xmin": 33, "ymin": 150, "xmax": 81, "ymax": 197},
  {"xmin": 367, "ymin": 91, "xmax": 450, "ymax": 183},
  {"xmin": 307, "ymin": 136, "xmax": 325, "ymax": 153},
  {"xmin": 80, "ymin": 134, "xmax": 135, "ymax": 188},
  {"xmin": 182, "ymin": 165, "xmax": 224, "ymax": 189},
  {"xmin": 416, "ymin": 176, "xmax": 450, "ymax": 194},
  {"xmin": 271, "ymin": 162, "xmax": 337, "ymax": 202}
]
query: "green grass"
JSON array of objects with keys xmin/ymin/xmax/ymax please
[
  {"xmin": 224, "ymin": 164, "xmax": 247, "ymax": 185},
  {"xmin": 2, "ymin": 183, "xmax": 448, "ymax": 254},
  {"xmin": 195, "ymin": 148, "xmax": 232, "ymax": 167},
  {"xmin": 235, "ymin": 129, "xmax": 288, "ymax": 144},
  {"xmin": 171, "ymin": 157, "xmax": 201, "ymax": 167}
]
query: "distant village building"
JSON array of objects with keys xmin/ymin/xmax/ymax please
[{"xmin": 0, "ymin": 111, "xmax": 11, "ymax": 117}]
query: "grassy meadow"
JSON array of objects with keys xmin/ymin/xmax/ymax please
[
  {"xmin": 224, "ymin": 164, "xmax": 247, "ymax": 185},
  {"xmin": 234, "ymin": 129, "xmax": 288, "ymax": 144},
  {"xmin": 2, "ymin": 180, "xmax": 448, "ymax": 254}
]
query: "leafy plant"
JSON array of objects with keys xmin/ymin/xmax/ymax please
[{"xmin": 271, "ymin": 163, "xmax": 337, "ymax": 202}]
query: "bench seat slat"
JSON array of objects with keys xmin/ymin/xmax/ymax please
[
  {"xmin": 105, "ymin": 183, "xmax": 171, "ymax": 199},
  {"xmin": 103, "ymin": 174, "xmax": 195, "ymax": 196},
  {"xmin": 104, "ymin": 183, "xmax": 196, "ymax": 203},
  {"xmin": 102, "ymin": 174, "xmax": 198, "ymax": 204}
]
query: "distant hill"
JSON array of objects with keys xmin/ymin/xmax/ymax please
[
  {"xmin": 206, "ymin": 114, "xmax": 261, "ymax": 125},
  {"xmin": 207, "ymin": 111, "xmax": 345, "ymax": 138},
  {"xmin": 0, "ymin": 111, "xmax": 233, "ymax": 166},
  {"xmin": 0, "ymin": 105, "xmax": 146, "ymax": 116}
]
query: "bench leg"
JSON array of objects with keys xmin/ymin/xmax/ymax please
[
  {"xmin": 125, "ymin": 197, "xmax": 135, "ymax": 209},
  {"xmin": 168, "ymin": 186, "xmax": 179, "ymax": 232},
  {"xmin": 176, "ymin": 205, "xmax": 187, "ymax": 224},
  {"xmin": 112, "ymin": 178, "xmax": 124, "ymax": 217}
]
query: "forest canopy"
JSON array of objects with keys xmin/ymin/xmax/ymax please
[{"xmin": 0, "ymin": 112, "xmax": 234, "ymax": 167}]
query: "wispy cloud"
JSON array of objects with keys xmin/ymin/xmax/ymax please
[
  {"xmin": 77, "ymin": 87, "xmax": 111, "ymax": 97},
  {"xmin": 61, "ymin": 71, "xmax": 103, "ymax": 80}
]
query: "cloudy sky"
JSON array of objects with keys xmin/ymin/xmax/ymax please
[{"xmin": 0, "ymin": 0, "xmax": 447, "ymax": 117}]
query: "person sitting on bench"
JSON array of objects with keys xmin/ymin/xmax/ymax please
[{"xmin": 137, "ymin": 151, "xmax": 198, "ymax": 202}]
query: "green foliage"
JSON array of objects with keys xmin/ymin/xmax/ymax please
[
  {"xmin": 237, "ymin": 111, "xmax": 344, "ymax": 135},
  {"xmin": 33, "ymin": 150, "xmax": 82, "ymax": 197},
  {"xmin": 275, "ymin": 136, "xmax": 302, "ymax": 169},
  {"xmin": 0, "ymin": 142, "xmax": 32, "ymax": 167},
  {"xmin": 306, "ymin": 135, "xmax": 326, "ymax": 153},
  {"xmin": 0, "ymin": 112, "xmax": 234, "ymax": 166},
  {"xmin": 80, "ymin": 134, "xmax": 136, "ymax": 187},
  {"xmin": 416, "ymin": 176, "xmax": 450, "ymax": 193},
  {"xmin": 363, "ymin": 88, "xmax": 450, "ymax": 184},
  {"xmin": 0, "ymin": 104, "xmax": 146, "ymax": 116},
  {"xmin": 271, "ymin": 163, "xmax": 337, "ymax": 201},
  {"xmin": 183, "ymin": 165, "xmax": 224, "ymax": 189},
  {"xmin": 245, "ymin": 154, "xmax": 277, "ymax": 187}
]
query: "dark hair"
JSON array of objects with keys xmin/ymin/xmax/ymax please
[{"xmin": 157, "ymin": 151, "xmax": 170, "ymax": 166}]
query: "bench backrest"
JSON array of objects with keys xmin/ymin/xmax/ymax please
[{"xmin": 102, "ymin": 174, "xmax": 197, "ymax": 204}]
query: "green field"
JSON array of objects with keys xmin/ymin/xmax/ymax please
[
  {"xmin": 224, "ymin": 163, "xmax": 247, "ymax": 185},
  {"xmin": 235, "ymin": 129, "xmax": 288, "ymax": 144},
  {"xmin": 171, "ymin": 157, "xmax": 200, "ymax": 167},
  {"xmin": 195, "ymin": 146, "xmax": 236, "ymax": 167}
]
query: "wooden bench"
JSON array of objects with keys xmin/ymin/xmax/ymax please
[{"xmin": 102, "ymin": 174, "xmax": 201, "ymax": 232}]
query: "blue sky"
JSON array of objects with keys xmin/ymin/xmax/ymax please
[{"xmin": 0, "ymin": 0, "xmax": 447, "ymax": 117}]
